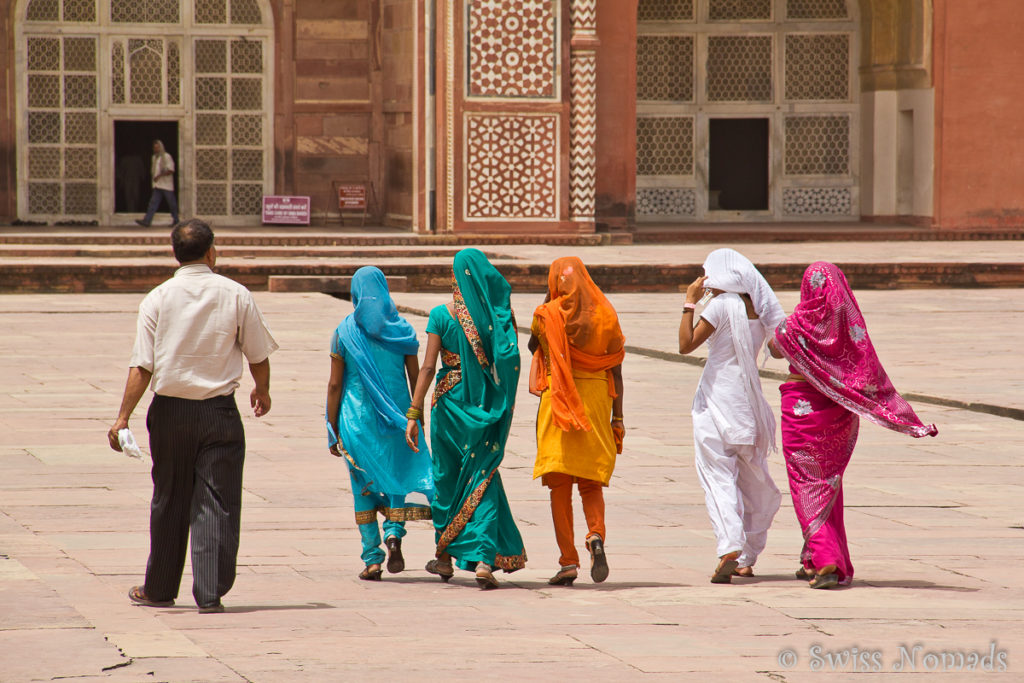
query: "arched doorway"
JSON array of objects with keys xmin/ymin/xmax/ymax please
[
  {"xmin": 635, "ymin": 0, "xmax": 859, "ymax": 222},
  {"xmin": 16, "ymin": 0, "xmax": 274, "ymax": 225}
]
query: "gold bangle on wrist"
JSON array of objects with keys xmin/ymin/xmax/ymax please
[
  {"xmin": 406, "ymin": 406, "xmax": 423, "ymax": 421},
  {"xmin": 611, "ymin": 416, "xmax": 624, "ymax": 422}
]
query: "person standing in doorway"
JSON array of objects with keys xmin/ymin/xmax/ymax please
[
  {"xmin": 107, "ymin": 219, "xmax": 278, "ymax": 613},
  {"xmin": 136, "ymin": 139, "xmax": 179, "ymax": 227}
]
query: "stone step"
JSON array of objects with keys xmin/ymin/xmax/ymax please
[
  {"xmin": 0, "ymin": 230, "xmax": 613, "ymax": 247},
  {"xmin": 4, "ymin": 259, "xmax": 1021, "ymax": 294},
  {"xmin": 632, "ymin": 224, "xmax": 1024, "ymax": 243},
  {"xmin": 267, "ymin": 275, "xmax": 409, "ymax": 293},
  {"xmin": 0, "ymin": 244, "xmax": 497, "ymax": 259}
]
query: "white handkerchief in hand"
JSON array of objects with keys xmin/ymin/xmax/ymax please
[{"xmin": 118, "ymin": 428, "xmax": 144, "ymax": 459}]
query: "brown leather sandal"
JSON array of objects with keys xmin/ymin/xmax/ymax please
[
  {"xmin": 359, "ymin": 564, "xmax": 383, "ymax": 581},
  {"xmin": 548, "ymin": 566, "xmax": 578, "ymax": 586},
  {"xmin": 128, "ymin": 585, "xmax": 174, "ymax": 607},
  {"xmin": 425, "ymin": 558, "xmax": 454, "ymax": 582},
  {"xmin": 711, "ymin": 551, "xmax": 740, "ymax": 584}
]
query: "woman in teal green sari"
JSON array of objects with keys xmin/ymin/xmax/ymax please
[{"xmin": 405, "ymin": 248, "xmax": 526, "ymax": 589}]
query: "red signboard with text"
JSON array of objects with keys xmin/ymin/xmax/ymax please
[
  {"xmin": 262, "ymin": 195, "xmax": 311, "ymax": 225},
  {"xmin": 338, "ymin": 184, "xmax": 367, "ymax": 210}
]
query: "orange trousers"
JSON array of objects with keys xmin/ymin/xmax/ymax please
[{"xmin": 544, "ymin": 472, "xmax": 606, "ymax": 568}]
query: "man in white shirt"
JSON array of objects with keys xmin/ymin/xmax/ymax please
[
  {"xmin": 135, "ymin": 139, "xmax": 179, "ymax": 227},
  {"xmin": 107, "ymin": 219, "xmax": 278, "ymax": 613}
]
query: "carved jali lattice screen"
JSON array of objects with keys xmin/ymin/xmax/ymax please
[
  {"xmin": 21, "ymin": 0, "xmax": 269, "ymax": 221},
  {"xmin": 636, "ymin": 0, "xmax": 857, "ymax": 220},
  {"xmin": 194, "ymin": 37, "xmax": 266, "ymax": 216}
]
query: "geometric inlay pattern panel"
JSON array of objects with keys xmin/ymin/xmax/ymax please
[
  {"xmin": 26, "ymin": 0, "xmax": 61, "ymax": 22},
  {"xmin": 63, "ymin": 37, "xmax": 95, "ymax": 71},
  {"xmin": 637, "ymin": 116, "xmax": 693, "ymax": 176},
  {"xmin": 110, "ymin": 0, "xmax": 179, "ymax": 23},
  {"xmin": 637, "ymin": 36, "xmax": 694, "ymax": 102},
  {"xmin": 111, "ymin": 41, "xmax": 125, "ymax": 103},
  {"xmin": 707, "ymin": 35, "xmax": 772, "ymax": 102},
  {"xmin": 785, "ymin": 34, "xmax": 848, "ymax": 101},
  {"xmin": 128, "ymin": 40, "xmax": 164, "ymax": 104},
  {"xmin": 784, "ymin": 115, "xmax": 849, "ymax": 175},
  {"xmin": 783, "ymin": 187, "xmax": 852, "ymax": 215},
  {"xmin": 636, "ymin": 188, "xmax": 697, "ymax": 217},
  {"xmin": 468, "ymin": 0, "xmax": 556, "ymax": 98},
  {"xmin": 709, "ymin": 0, "xmax": 771, "ymax": 21},
  {"xmin": 28, "ymin": 38, "xmax": 61, "ymax": 72},
  {"xmin": 786, "ymin": 0, "xmax": 847, "ymax": 19},
  {"xmin": 637, "ymin": 0, "xmax": 694, "ymax": 22},
  {"xmin": 466, "ymin": 114, "xmax": 558, "ymax": 218},
  {"xmin": 230, "ymin": 0, "xmax": 262, "ymax": 24},
  {"xmin": 195, "ymin": 0, "xmax": 227, "ymax": 23},
  {"xmin": 64, "ymin": 0, "xmax": 97, "ymax": 22},
  {"xmin": 29, "ymin": 111, "xmax": 61, "ymax": 143}
]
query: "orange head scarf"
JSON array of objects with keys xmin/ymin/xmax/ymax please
[{"xmin": 529, "ymin": 257, "xmax": 625, "ymax": 431}]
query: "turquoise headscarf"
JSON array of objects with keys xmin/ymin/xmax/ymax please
[
  {"xmin": 449, "ymin": 248, "xmax": 520, "ymax": 427},
  {"xmin": 334, "ymin": 266, "xmax": 419, "ymax": 434}
]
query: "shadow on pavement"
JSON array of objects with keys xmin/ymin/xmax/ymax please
[
  {"xmin": 856, "ymin": 579, "xmax": 980, "ymax": 592},
  {"xmin": 224, "ymin": 602, "xmax": 336, "ymax": 614},
  {"xmin": 507, "ymin": 580, "xmax": 686, "ymax": 590}
]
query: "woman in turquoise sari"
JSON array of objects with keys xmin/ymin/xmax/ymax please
[
  {"xmin": 326, "ymin": 266, "xmax": 433, "ymax": 581},
  {"xmin": 405, "ymin": 248, "xmax": 527, "ymax": 589}
]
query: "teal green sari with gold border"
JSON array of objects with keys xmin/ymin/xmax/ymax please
[{"xmin": 425, "ymin": 249, "xmax": 526, "ymax": 572}]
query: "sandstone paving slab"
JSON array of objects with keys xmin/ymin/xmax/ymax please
[
  {"xmin": 1, "ymin": 291, "xmax": 1022, "ymax": 680},
  {"xmin": 0, "ymin": 629, "xmax": 130, "ymax": 682}
]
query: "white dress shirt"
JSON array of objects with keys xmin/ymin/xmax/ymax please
[
  {"xmin": 151, "ymin": 152, "xmax": 175, "ymax": 192},
  {"xmin": 129, "ymin": 264, "xmax": 278, "ymax": 400}
]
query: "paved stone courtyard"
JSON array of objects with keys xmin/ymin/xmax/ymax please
[{"xmin": 1, "ymin": 275, "xmax": 1022, "ymax": 680}]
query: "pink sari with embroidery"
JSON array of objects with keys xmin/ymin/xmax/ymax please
[{"xmin": 775, "ymin": 262, "xmax": 937, "ymax": 583}]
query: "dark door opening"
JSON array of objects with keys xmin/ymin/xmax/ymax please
[
  {"xmin": 114, "ymin": 120, "xmax": 179, "ymax": 214},
  {"xmin": 709, "ymin": 118, "xmax": 769, "ymax": 211}
]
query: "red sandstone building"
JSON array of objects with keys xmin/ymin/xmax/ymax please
[{"xmin": 0, "ymin": 0, "xmax": 1018, "ymax": 233}]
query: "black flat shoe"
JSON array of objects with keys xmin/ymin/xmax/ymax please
[
  {"xmin": 587, "ymin": 536, "xmax": 609, "ymax": 583},
  {"xmin": 796, "ymin": 566, "xmax": 812, "ymax": 580},
  {"xmin": 385, "ymin": 536, "xmax": 405, "ymax": 574}
]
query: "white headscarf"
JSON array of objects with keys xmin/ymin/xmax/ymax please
[{"xmin": 702, "ymin": 248, "xmax": 785, "ymax": 453}]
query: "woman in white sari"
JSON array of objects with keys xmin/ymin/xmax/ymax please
[{"xmin": 678, "ymin": 248, "xmax": 785, "ymax": 583}]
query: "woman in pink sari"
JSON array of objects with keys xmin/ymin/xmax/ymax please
[{"xmin": 769, "ymin": 262, "xmax": 937, "ymax": 589}]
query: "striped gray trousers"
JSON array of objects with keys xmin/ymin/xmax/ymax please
[{"xmin": 144, "ymin": 393, "xmax": 245, "ymax": 607}]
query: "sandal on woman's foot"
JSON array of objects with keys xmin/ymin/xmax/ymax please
[
  {"xmin": 795, "ymin": 566, "xmax": 812, "ymax": 580},
  {"xmin": 587, "ymin": 536, "xmax": 609, "ymax": 583},
  {"xmin": 810, "ymin": 572, "xmax": 839, "ymax": 589},
  {"xmin": 733, "ymin": 566, "xmax": 754, "ymax": 578},
  {"xmin": 475, "ymin": 562, "xmax": 499, "ymax": 590},
  {"xmin": 548, "ymin": 566, "xmax": 578, "ymax": 586},
  {"xmin": 425, "ymin": 558, "xmax": 454, "ymax": 582},
  {"xmin": 385, "ymin": 536, "xmax": 404, "ymax": 574},
  {"xmin": 711, "ymin": 552, "xmax": 740, "ymax": 584},
  {"xmin": 359, "ymin": 564, "xmax": 383, "ymax": 581},
  {"xmin": 128, "ymin": 585, "xmax": 174, "ymax": 608}
]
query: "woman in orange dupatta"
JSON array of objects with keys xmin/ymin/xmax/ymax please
[{"xmin": 528, "ymin": 257, "xmax": 625, "ymax": 586}]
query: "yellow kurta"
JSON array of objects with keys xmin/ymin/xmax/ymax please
[{"xmin": 534, "ymin": 369, "xmax": 617, "ymax": 485}]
